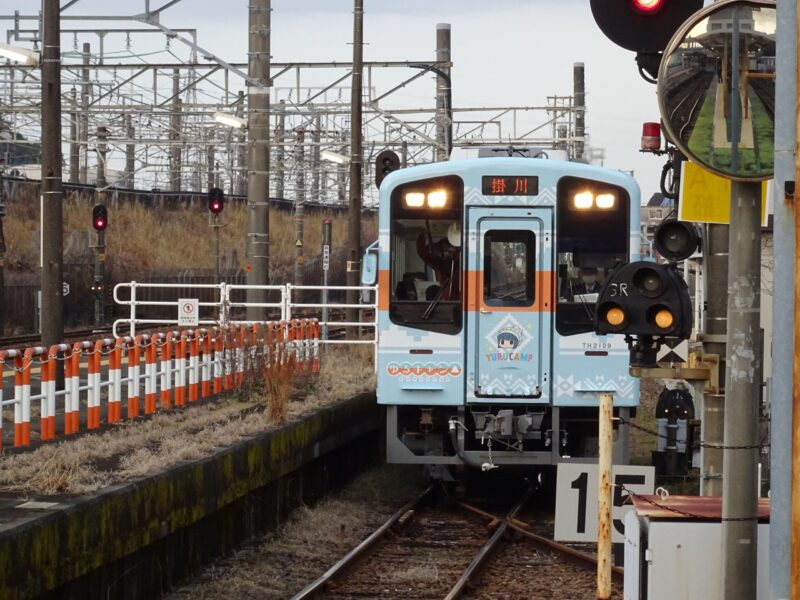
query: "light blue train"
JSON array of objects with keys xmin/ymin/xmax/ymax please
[{"xmin": 362, "ymin": 156, "xmax": 640, "ymax": 475}]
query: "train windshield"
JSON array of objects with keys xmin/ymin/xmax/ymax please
[
  {"xmin": 389, "ymin": 176, "xmax": 463, "ymax": 335},
  {"xmin": 556, "ymin": 176, "xmax": 630, "ymax": 336}
]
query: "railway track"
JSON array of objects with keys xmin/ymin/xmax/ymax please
[
  {"xmin": 0, "ymin": 326, "xmax": 114, "ymax": 350},
  {"xmin": 667, "ymin": 72, "xmax": 714, "ymax": 142},
  {"xmin": 292, "ymin": 484, "xmax": 621, "ymax": 600}
]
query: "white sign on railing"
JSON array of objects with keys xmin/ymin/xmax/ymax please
[{"xmin": 178, "ymin": 298, "xmax": 199, "ymax": 327}]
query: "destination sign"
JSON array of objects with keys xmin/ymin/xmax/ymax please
[{"xmin": 481, "ymin": 175, "xmax": 538, "ymax": 196}]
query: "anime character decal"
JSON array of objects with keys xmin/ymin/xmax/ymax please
[{"xmin": 486, "ymin": 317, "xmax": 534, "ymax": 362}]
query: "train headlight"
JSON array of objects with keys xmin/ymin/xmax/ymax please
[
  {"xmin": 404, "ymin": 192, "xmax": 425, "ymax": 208},
  {"xmin": 573, "ymin": 191, "xmax": 594, "ymax": 209},
  {"xmin": 595, "ymin": 193, "xmax": 616, "ymax": 209},
  {"xmin": 427, "ymin": 190, "xmax": 448, "ymax": 208}
]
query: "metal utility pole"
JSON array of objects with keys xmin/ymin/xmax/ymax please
[
  {"xmin": 235, "ymin": 90, "xmax": 247, "ymax": 197},
  {"xmin": 294, "ymin": 128, "xmax": 305, "ymax": 288},
  {"xmin": 170, "ymin": 69, "xmax": 182, "ymax": 191},
  {"xmin": 125, "ymin": 114, "xmax": 135, "ymax": 188},
  {"xmin": 721, "ymin": 182, "xmax": 761, "ymax": 600},
  {"xmin": 573, "ymin": 62, "xmax": 585, "ymax": 161},
  {"xmin": 40, "ymin": 0, "xmax": 64, "ymax": 347},
  {"xmin": 245, "ymin": 0, "xmax": 271, "ymax": 321},
  {"xmin": 346, "ymin": 0, "xmax": 364, "ymax": 338},
  {"xmin": 94, "ymin": 126, "xmax": 108, "ymax": 326},
  {"xmin": 701, "ymin": 223, "xmax": 728, "ymax": 497},
  {"xmin": 69, "ymin": 89, "xmax": 79, "ymax": 183},
  {"xmin": 0, "ymin": 184, "xmax": 6, "ymax": 337},
  {"xmin": 207, "ymin": 138, "xmax": 215, "ymax": 190},
  {"xmin": 276, "ymin": 99, "xmax": 286, "ymax": 200},
  {"xmin": 435, "ymin": 23, "xmax": 451, "ymax": 162},
  {"xmin": 312, "ymin": 114, "xmax": 321, "ymax": 202},
  {"xmin": 79, "ymin": 43, "xmax": 90, "ymax": 185},
  {"xmin": 772, "ymin": 0, "xmax": 798, "ymax": 595}
]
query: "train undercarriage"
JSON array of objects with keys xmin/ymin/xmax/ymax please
[{"xmin": 386, "ymin": 404, "xmax": 633, "ymax": 479}]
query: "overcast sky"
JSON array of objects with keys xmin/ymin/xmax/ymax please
[{"xmin": 7, "ymin": 0, "xmax": 716, "ymax": 201}]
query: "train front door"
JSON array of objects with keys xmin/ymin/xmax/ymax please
[{"xmin": 467, "ymin": 208, "xmax": 553, "ymax": 403}]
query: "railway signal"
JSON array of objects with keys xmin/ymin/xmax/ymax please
[
  {"xmin": 590, "ymin": 0, "xmax": 703, "ymax": 80},
  {"xmin": 595, "ymin": 261, "xmax": 692, "ymax": 367},
  {"xmin": 208, "ymin": 187, "xmax": 225, "ymax": 215},
  {"xmin": 92, "ymin": 204, "xmax": 108, "ymax": 231},
  {"xmin": 375, "ymin": 150, "xmax": 400, "ymax": 189}
]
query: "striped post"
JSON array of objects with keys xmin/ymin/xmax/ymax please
[
  {"xmin": 200, "ymin": 329, "xmax": 212, "ymax": 400},
  {"xmin": 67, "ymin": 342, "xmax": 88, "ymax": 434},
  {"xmin": 223, "ymin": 327, "xmax": 234, "ymax": 391},
  {"xmin": 36, "ymin": 347, "xmax": 53, "ymax": 441},
  {"xmin": 144, "ymin": 336, "xmax": 157, "ymax": 414},
  {"xmin": 235, "ymin": 325, "xmax": 245, "ymax": 387},
  {"xmin": 213, "ymin": 328, "xmax": 224, "ymax": 394},
  {"xmin": 188, "ymin": 330, "xmax": 200, "ymax": 403},
  {"xmin": 127, "ymin": 337, "xmax": 141, "ymax": 419},
  {"xmin": 88, "ymin": 341, "xmax": 104, "ymax": 429},
  {"xmin": 311, "ymin": 319, "xmax": 320, "ymax": 374},
  {"xmin": 175, "ymin": 331, "xmax": 188, "ymax": 406},
  {"xmin": 278, "ymin": 320, "xmax": 288, "ymax": 375},
  {"xmin": 0, "ymin": 350, "xmax": 21, "ymax": 449},
  {"xmin": 20, "ymin": 348, "xmax": 37, "ymax": 445},
  {"xmin": 13, "ymin": 352, "xmax": 27, "ymax": 446},
  {"xmin": 44, "ymin": 345, "xmax": 69, "ymax": 440},
  {"xmin": 108, "ymin": 339, "xmax": 123, "ymax": 424},
  {"xmin": 265, "ymin": 322, "xmax": 276, "ymax": 375},
  {"xmin": 160, "ymin": 332, "xmax": 176, "ymax": 409}
]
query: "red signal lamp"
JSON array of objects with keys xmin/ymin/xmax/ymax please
[
  {"xmin": 632, "ymin": 0, "xmax": 664, "ymax": 13},
  {"xmin": 92, "ymin": 204, "xmax": 108, "ymax": 232}
]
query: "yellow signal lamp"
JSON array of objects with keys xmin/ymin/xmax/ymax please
[
  {"xmin": 605, "ymin": 306, "xmax": 626, "ymax": 327},
  {"xmin": 654, "ymin": 308, "xmax": 675, "ymax": 330},
  {"xmin": 404, "ymin": 192, "xmax": 425, "ymax": 208},
  {"xmin": 427, "ymin": 190, "xmax": 448, "ymax": 208}
]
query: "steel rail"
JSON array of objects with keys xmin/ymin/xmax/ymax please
[
  {"xmin": 457, "ymin": 501, "xmax": 624, "ymax": 585},
  {"xmin": 290, "ymin": 485, "xmax": 436, "ymax": 600},
  {"xmin": 444, "ymin": 487, "xmax": 531, "ymax": 600}
]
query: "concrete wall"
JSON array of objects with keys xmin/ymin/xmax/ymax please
[{"xmin": 0, "ymin": 394, "xmax": 382, "ymax": 599}]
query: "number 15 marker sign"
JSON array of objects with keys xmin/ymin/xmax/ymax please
[{"xmin": 554, "ymin": 463, "xmax": 654, "ymax": 543}]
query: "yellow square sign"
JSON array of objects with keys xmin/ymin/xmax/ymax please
[{"xmin": 678, "ymin": 161, "xmax": 770, "ymax": 226}]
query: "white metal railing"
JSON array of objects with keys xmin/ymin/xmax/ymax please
[{"xmin": 113, "ymin": 281, "xmax": 378, "ymax": 350}]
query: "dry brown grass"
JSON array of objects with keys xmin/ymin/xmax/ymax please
[
  {"xmin": 3, "ymin": 190, "xmax": 376, "ymax": 280},
  {"xmin": 167, "ymin": 465, "xmax": 426, "ymax": 600},
  {"xmin": 293, "ymin": 344, "xmax": 375, "ymax": 417},
  {"xmin": 0, "ymin": 346, "xmax": 376, "ymax": 496}
]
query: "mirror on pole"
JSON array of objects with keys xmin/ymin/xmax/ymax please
[{"xmin": 657, "ymin": 0, "xmax": 775, "ymax": 181}]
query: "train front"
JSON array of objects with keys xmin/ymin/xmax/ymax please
[{"xmin": 374, "ymin": 157, "xmax": 639, "ymax": 475}]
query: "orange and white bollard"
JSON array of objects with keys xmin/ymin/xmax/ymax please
[
  {"xmin": 67, "ymin": 342, "xmax": 89, "ymax": 434},
  {"xmin": 87, "ymin": 340, "xmax": 105, "ymax": 429},
  {"xmin": 200, "ymin": 329, "xmax": 212, "ymax": 400},
  {"xmin": 213, "ymin": 328, "xmax": 224, "ymax": 395},
  {"xmin": 127, "ymin": 337, "xmax": 141, "ymax": 419},
  {"xmin": 311, "ymin": 319, "xmax": 320, "ymax": 375},
  {"xmin": 144, "ymin": 335, "xmax": 157, "ymax": 414},
  {"xmin": 234, "ymin": 326, "xmax": 245, "ymax": 387},
  {"xmin": 108, "ymin": 339, "xmax": 123, "ymax": 424},
  {"xmin": 176, "ymin": 331, "xmax": 188, "ymax": 406},
  {"xmin": 188, "ymin": 330, "xmax": 200, "ymax": 403},
  {"xmin": 161, "ymin": 332, "xmax": 177, "ymax": 409},
  {"xmin": 0, "ymin": 350, "xmax": 23, "ymax": 448}
]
